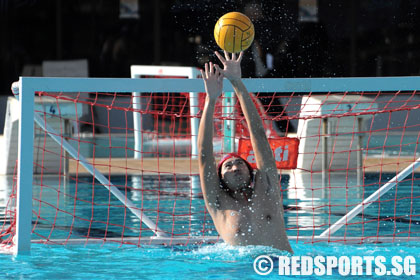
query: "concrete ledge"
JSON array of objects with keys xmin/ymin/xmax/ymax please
[{"xmin": 67, "ymin": 156, "xmax": 420, "ymax": 175}]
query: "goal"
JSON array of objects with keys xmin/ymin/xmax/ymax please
[{"xmin": 1, "ymin": 76, "xmax": 420, "ymax": 255}]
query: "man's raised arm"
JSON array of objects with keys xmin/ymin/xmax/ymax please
[
  {"xmin": 197, "ymin": 62, "xmax": 224, "ymax": 218},
  {"xmin": 215, "ymin": 51, "xmax": 276, "ymax": 173}
]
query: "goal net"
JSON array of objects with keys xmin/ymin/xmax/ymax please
[{"xmin": 1, "ymin": 77, "xmax": 420, "ymax": 254}]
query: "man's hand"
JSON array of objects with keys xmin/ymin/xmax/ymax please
[
  {"xmin": 214, "ymin": 51, "xmax": 243, "ymax": 83},
  {"xmin": 200, "ymin": 62, "xmax": 223, "ymax": 101}
]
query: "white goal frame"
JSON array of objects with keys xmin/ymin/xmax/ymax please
[{"xmin": 10, "ymin": 76, "xmax": 420, "ymax": 255}]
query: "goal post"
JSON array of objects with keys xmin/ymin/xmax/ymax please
[
  {"xmin": 3, "ymin": 76, "xmax": 420, "ymax": 255},
  {"xmin": 15, "ymin": 79, "xmax": 35, "ymax": 254},
  {"xmin": 12, "ymin": 77, "xmax": 205, "ymax": 254}
]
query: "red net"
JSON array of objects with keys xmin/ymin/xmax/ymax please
[{"xmin": 1, "ymin": 89, "xmax": 419, "ymax": 248}]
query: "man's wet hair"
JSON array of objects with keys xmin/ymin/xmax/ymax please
[{"xmin": 217, "ymin": 153, "xmax": 254, "ymax": 192}]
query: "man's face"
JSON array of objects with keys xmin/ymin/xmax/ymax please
[{"xmin": 221, "ymin": 157, "xmax": 251, "ymax": 191}]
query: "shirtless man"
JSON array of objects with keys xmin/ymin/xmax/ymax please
[{"xmin": 198, "ymin": 51, "xmax": 293, "ymax": 254}]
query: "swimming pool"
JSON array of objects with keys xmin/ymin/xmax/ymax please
[
  {"xmin": 1, "ymin": 242, "xmax": 418, "ymax": 279},
  {"xmin": 0, "ymin": 173, "xmax": 418, "ymax": 279},
  {"xmin": 22, "ymin": 173, "xmax": 419, "ymax": 240}
]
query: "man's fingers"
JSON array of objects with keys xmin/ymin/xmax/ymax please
[
  {"xmin": 237, "ymin": 51, "xmax": 244, "ymax": 62},
  {"xmin": 231, "ymin": 52, "xmax": 236, "ymax": 60},
  {"xmin": 214, "ymin": 64, "xmax": 219, "ymax": 75},
  {"xmin": 204, "ymin": 63, "xmax": 209, "ymax": 78},
  {"xmin": 214, "ymin": 64, "xmax": 223, "ymax": 83},
  {"xmin": 215, "ymin": 64, "xmax": 224, "ymax": 77},
  {"xmin": 224, "ymin": 50, "xmax": 230, "ymax": 60},
  {"xmin": 214, "ymin": 51, "xmax": 226, "ymax": 64}
]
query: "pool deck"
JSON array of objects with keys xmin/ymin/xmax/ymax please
[
  {"xmin": 68, "ymin": 156, "xmax": 420, "ymax": 175},
  {"xmin": 1, "ymin": 133, "xmax": 418, "ymax": 175}
]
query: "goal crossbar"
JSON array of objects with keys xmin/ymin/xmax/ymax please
[{"xmin": 16, "ymin": 76, "xmax": 420, "ymax": 93}]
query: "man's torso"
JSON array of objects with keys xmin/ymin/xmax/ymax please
[{"xmin": 214, "ymin": 170, "xmax": 292, "ymax": 253}]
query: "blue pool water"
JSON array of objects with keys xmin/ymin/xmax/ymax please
[
  {"xmin": 1, "ymin": 242, "xmax": 418, "ymax": 279},
  {"xmin": 26, "ymin": 173, "xmax": 420, "ymax": 241},
  {"xmin": 0, "ymin": 173, "xmax": 419, "ymax": 279}
]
